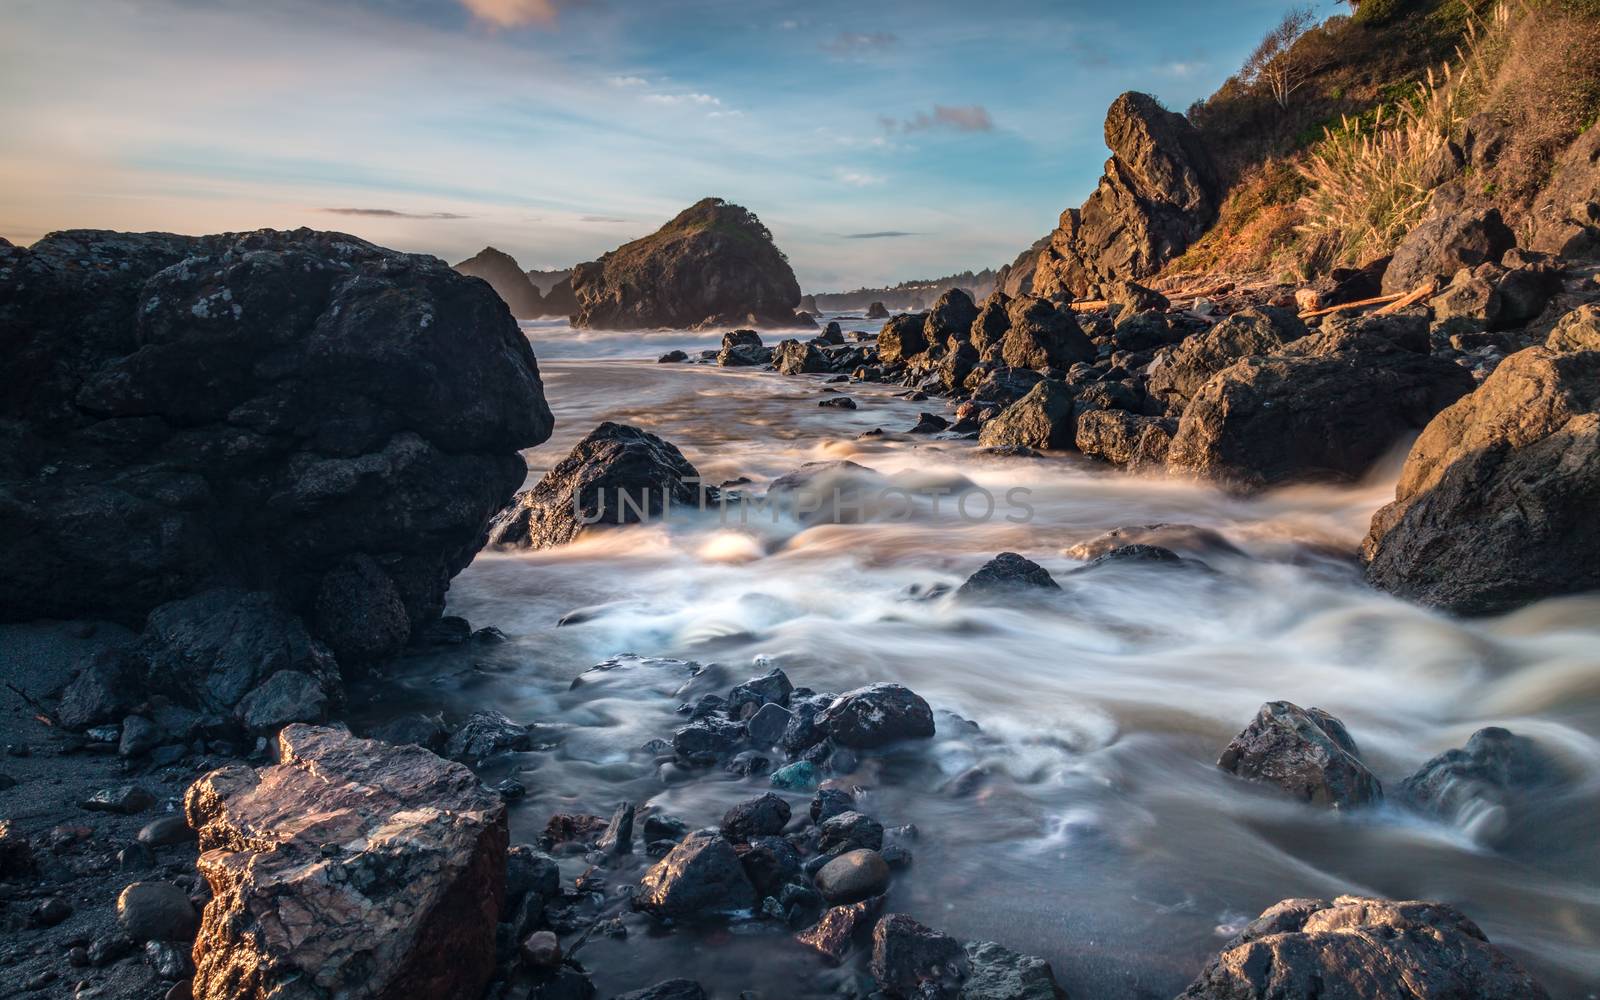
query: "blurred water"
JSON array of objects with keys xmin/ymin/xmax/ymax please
[{"xmin": 354, "ymin": 322, "xmax": 1600, "ymax": 998}]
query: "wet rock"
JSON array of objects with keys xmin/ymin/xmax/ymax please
[
  {"xmin": 976, "ymin": 380, "xmax": 1076, "ymax": 450},
  {"xmin": 657, "ymin": 349, "xmax": 689, "ymax": 363},
  {"xmin": 815, "ymin": 849, "xmax": 890, "ymax": 903},
  {"xmin": 488, "ymin": 422, "xmax": 705, "ymax": 549},
  {"xmin": 118, "ymin": 715, "xmax": 163, "ymax": 757},
  {"xmin": 721, "ymin": 793, "xmax": 792, "ymax": 841},
  {"xmin": 961, "ymin": 940, "xmax": 1062, "ymax": 1000},
  {"xmin": 1066, "ymin": 523, "xmax": 1241, "ymax": 561},
  {"xmin": 614, "ymin": 980, "xmax": 708, "ymax": 1000},
  {"xmin": 146, "ymin": 939, "xmax": 194, "ymax": 980},
  {"xmin": 818, "ymin": 684, "xmax": 936, "ymax": 748},
  {"xmin": 0, "ymin": 228, "xmax": 551, "ymax": 634},
  {"xmin": 1218, "ymin": 701, "xmax": 1381, "ymax": 809},
  {"xmin": 878, "ymin": 313, "xmax": 931, "ymax": 366},
  {"xmin": 746, "ymin": 703, "xmax": 792, "ymax": 746},
  {"xmin": 910, "ymin": 412, "xmax": 951, "ymax": 434},
  {"xmin": 926, "ymin": 289, "xmax": 980, "ymax": 346},
  {"xmin": 133, "ymin": 816, "xmax": 193, "ymax": 851},
  {"xmin": 867, "ymin": 302, "xmax": 890, "ymax": 319},
  {"xmin": 1178, "ymin": 895, "xmax": 1551, "ymax": 999},
  {"xmin": 185, "ymin": 724, "xmax": 507, "ymax": 1000},
  {"xmin": 521, "ymin": 929, "xmax": 562, "ymax": 969},
  {"xmin": 309, "ymin": 554, "xmax": 411, "ymax": 664},
  {"xmin": 726, "ymin": 667, "xmax": 793, "ymax": 719},
  {"xmin": 817, "ymin": 811, "xmax": 885, "ymax": 854},
  {"xmin": 1401, "ymin": 727, "xmax": 1553, "ymax": 844},
  {"xmin": 871, "ymin": 913, "xmax": 965, "ymax": 998},
  {"xmin": 524, "ymin": 964, "xmax": 598, "ymax": 1000},
  {"xmin": 810, "ymin": 788, "xmax": 856, "ymax": 824},
  {"xmin": 597, "ymin": 802, "xmax": 636, "ymax": 856},
  {"xmin": 235, "ymin": 669, "xmax": 331, "ymax": 733},
  {"xmin": 956, "ymin": 552, "xmax": 1060, "ymax": 598},
  {"xmin": 1383, "ymin": 183, "xmax": 1516, "ymax": 294},
  {"xmin": 1168, "ymin": 322, "xmax": 1474, "ymax": 491},
  {"xmin": 507, "ymin": 844, "xmax": 562, "ymax": 902},
  {"xmin": 57, "ymin": 651, "xmax": 137, "ymax": 729},
  {"xmin": 1000, "ymin": 297, "xmax": 1094, "ymax": 370},
  {"xmin": 634, "ymin": 830, "xmax": 756, "ymax": 920},
  {"xmin": 1074, "ymin": 410, "xmax": 1175, "ymax": 470},
  {"xmin": 116, "ymin": 882, "xmax": 197, "ymax": 942},
  {"xmin": 369, "ymin": 711, "xmax": 448, "ymax": 752},
  {"xmin": 770, "ymin": 760, "xmax": 820, "ymax": 791},
  {"xmin": 81, "ymin": 784, "xmax": 156, "ymax": 814},
  {"xmin": 1074, "ymin": 543, "xmax": 1186, "ymax": 573},
  {"xmin": 740, "ymin": 835, "xmax": 802, "ymax": 897},
  {"xmin": 1363, "ymin": 348, "xmax": 1600, "ymax": 613},
  {"xmin": 1147, "ymin": 307, "xmax": 1306, "ymax": 406},
  {"xmin": 797, "ymin": 896, "xmax": 885, "ymax": 963},
  {"xmin": 542, "ymin": 813, "xmax": 608, "ymax": 849},
  {"xmin": 818, "ymin": 396, "xmax": 857, "ymax": 409},
  {"xmin": 774, "ymin": 339, "xmax": 830, "ymax": 374},
  {"xmin": 569, "ymin": 199, "xmax": 801, "ymax": 330},
  {"xmin": 445, "ymin": 710, "xmax": 533, "ymax": 763},
  {"xmin": 672, "ymin": 717, "xmax": 745, "ymax": 762}
]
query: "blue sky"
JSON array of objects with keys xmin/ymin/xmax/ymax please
[{"xmin": 0, "ymin": 0, "xmax": 1323, "ymax": 289}]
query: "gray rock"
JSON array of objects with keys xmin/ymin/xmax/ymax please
[
  {"xmin": 445, "ymin": 710, "xmax": 532, "ymax": 763},
  {"xmin": 1218, "ymin": 702, "xmax": 1380, "ymax": 809},
  {"xmin": 976, "ymin": 380, "xmax": 1076, "ymax": 450},
  {"xmin": 817, "ymin": 811, "xmax": 885, "ymax": 854},
  {"xmin": 957, "ymin": 552, "xmax": 1060, "ymax": 598},
  {"xmin": 634, "ymin": 830, "xmax": 756, "ymax": 920},
  {"xmin": 82, "ymin": 785, "xmax": 156, "ymax": 814},
  {"xmin": 116, "ymin": 882, "xmax": 197, "ymax": 942},
  {"xmin": 818, "ymin": 684, "xmax": 936, "ymax": 748},
  {"xmin": 118, "ymin": 715, "xmax": 163, "ymax": 757},
  {"xmin": 721, "ymin": 793, "xmax": 791, "ymax": 841},
  {"xmin": 815, "ymin": 849, "xmax": 891, "ymax": 903},
  {"xmin": 960, "ymin": 940, "xmax": 1061, "ymax": 1000},
  {"xmin": 235, "ymin": 670, "xmax": 331, "ymax": 732},
  {"xmin": 746, "ymin": 703, "xmax": 792, "ymax": 746},
  {"xmin": 1401, "ymin": 727, "xmax": 1553, "ymax": 844},
  {"xmin": 870, "ymin": 913, "xmax": 965, "ymax": 998}
]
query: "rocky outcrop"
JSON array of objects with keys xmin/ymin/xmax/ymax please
[
  {"xmin": 569, "ymin": 198, "xmax": 801, "ymax": 329},
  {"xmin": 541, "ymin": 275, "xmax": 579, "ymax": 317},
  {"xmin": 1528, "ymin": 124, "xmax": 1600, "ymax": 258},
  {"xmin": 877, "ymin": 313, "xmax": 931, "ymax": 366},
  {"xmin": 1032, "ymin": 92, "xmax": 1219, "ymax": 299},
  {"xmin": 1167, "ymin": 319, "xmax": 1474, "ymax": 491},
  {"xmin": 1074, "ymin": 410, "xmax": 1175, "ymax": 470},
  {"xmin": 1146, "ymin": 307, "xmax": 1306, "ymax": 406},
  {"xmin": 999, "ymin": 297, "xmax": 1094, "ymax": 370},
  {"xmin": 1178, "ymin": 895, "xmax": 1550, "ymax": 999},
  {"xmin": 1381, "ymin": 183, "xmax": 1516, "ymax": 294},
  {"xmin": 1363, "ymin": 346, "xmax": 1600, "ymax": 614},
  {"xmin": 977, "ymin": 380, "xmax": 1076, "ymax": 450},
  {"xmin": 1218, "ymin": 701, "xmax": 1381, "ymax": 809},
  {"xmin": 453, "ymin": 246, "xmax": 546, "ymax": 318},
  {"xmin": 185, "ymin": 725, "xmax": 507, "ymax": 1000},
  {"xmin": 773, "ymin": 339, "xmax": 829, "ymax": 374},
  {"xmin": 489, "ymin": 422, "xmax": 704, "ymax": 549},
  {"xmin": 0, "ymin": 228, "xmax": 552, "ymax": 640}
]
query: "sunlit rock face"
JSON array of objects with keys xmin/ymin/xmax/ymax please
[
  {"xmin": 185, "ymin": 725, "xmax": 507, "ymax": 1000},
  {"xmin": 0, "ymin": 228, "xmax": 552, "ymax": 644}
]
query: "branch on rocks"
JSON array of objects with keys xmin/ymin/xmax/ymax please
[
  {"xmin": 1298, "ymin": 290, "xmax": 1408, "ymax": 319},
  {"xmin": 1373, "ymin": 278, "xmax": 1441, "ymax": 316},
  {"xmin": 4, "ymin": 681, "xmax": 58, "ymax": 728}
]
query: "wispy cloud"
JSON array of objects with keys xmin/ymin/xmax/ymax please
[
  {"xmin": 1160, "ymin": 60, "xmax": 1208, "ymax": 78},
  {"xmin": 322, "ymin": 208, "xmax": 469, "ymax": 219},
  {"xmin": 834, "ymin": 168, "xmax": 886, "ymax": 188},
  {"xmin": 457, "ymin": 0, "xmax": 558, "ymax": 29},
  {"xmin": 579, "ymin": 215, "xmax": 628, "ymax": 223},
  {"xmin": 643, "ymin": 92, "xmax": 723, "ymax": 107},
  {"xmin": 882, "ymin": 105, "xmax": 995, "ymax": 134},
  {"xmin": 607, "ymin": 75, "xmax": 649, "ymax": 88},
  {"xmin": 843, "ymin": 230, "xmax": 918, "ymax": 239},
  {"xmin": 822, "ymin": 31, "xmax": 898, "ymax": 56}
]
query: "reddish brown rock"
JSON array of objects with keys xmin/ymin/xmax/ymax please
[
  {"xmin": 796, "ymin": 895, "xmax": 885, "ymax": 964},
  {"xmin": 184, "ymin": 725, "xmax": 507, "ymax": 1000}
]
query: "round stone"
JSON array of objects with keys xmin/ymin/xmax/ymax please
[
  {"xmin": 814, "ymin": 848, "xmax": 891, "ymax": 904},
  {"xmin": 116, "ymin": 881, "xmax": 197, "ymax": 942}
]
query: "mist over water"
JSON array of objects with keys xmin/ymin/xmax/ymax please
[{"xmin": 356, "ymin": 318, "xmax": 1600, "ymax": 998}]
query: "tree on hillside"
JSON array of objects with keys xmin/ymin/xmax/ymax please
[{"xmin": 1244, "ymin": 5, "xmax": 1320, "ymax": 109}]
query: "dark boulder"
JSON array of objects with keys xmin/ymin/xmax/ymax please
[
  {"xmin": 1218, "ymin": 701, "xmax": 1380, "ymax": 809},
  {"xmin": 1177, "ymin": 895, "xmax": 1551, "ymax": 1000},
  {"xmin": 116, "ymin": 882, "xmax": 197, "ymax": 943},
  {"xmin": 999, "ymin": 297, "xmax": 1094, "ymax": 370},
  {"xmin": 726, "ymin": 667, "xmax": 793, "ymax": 718},
  {"xmin": 657, "ymin": 350, "xmax": 689, "ymax": 363},
  {"xmin": 445, "ymin": 710, "xmax": 532, "ymax": 763},
  {"xmin": 0, "ymin": 228, "xmax": 552, "ymax": 639},
  {"xmin": 817, "ymin": 811, "xmax": 885, "ymax": 854},
  {"xmin": 870, "ymin": 914, "xmax": 965, "ymax": 998},
  {"xmin": 956, "ymin": 552, "xmax": 1060, "ymax": 598},
  {"xmin": 969, "ymin": 292, "xmax": 1013, "ymax": 354},
  {"xmin": 976, "ymin": 380, "xmax": 1076, "ymax": 450},
  {"xmin": 1382, "ymin": 183, "xmax": 1515, "ymax": 294},
  {"xmin": 774, "ymin": 339, "xmax": 829, "ymax": 374},
  {"xmin": 818, "ymin": 684, "xmax": 935, "ymax": 748},
  {"xmin": 1363, "ymin": 347, "xmax": 1600, "ymax": 613},
  {"xmin": 962, "ymin": 940, "xmax": 1063, "ymax": 1000},
  {"xmin": 720, "ymin": 793, "xmax": 791, "ymax": 841},
  {"xmin": 1066, "ymin": 523, "xmax": 1241, "ymax": 562},
  {"xmin": 878, "ymin": 313, "xmax": 931, "ymax": 366},
  {"xmin": 452, "ymin": 246, "xmax": 544, "ymax": 318},
  {"xmin": 717, "ymin": 328, "xmax": 772, "ymax": 366},
  {"xmin": 1402, "ymin": 727, "xmax": 1554, "ymax": 844},
  {"xmin": 310, "ymin": 554, "xmax": 411, "ymax": 664},
  {"xmin": 739, "ymin": 835, "xmax": 802, "ymax": 897},
  {"xmin": 866, "ymin": 302, "xmax": 890, "ymax": 319},
  {"xmin": 810, "ymin": 788, "xmax": 856, "ymax": 824},
  {"xmin": 569, "ymin": 198, "xmax": 800, "ymax": 329},
  {"xmin": 1146, "ymin": 307, "xmax": 1306, "ymax": 406},
  {"xmin": 925, "ymin": 289, "xmax": 979, "ymax": 346},
  {"xmin": 1111, "ymin": 309, "xmax": 1181, "ymax": 351},
  {"xmin": 488, "ymin": 423, "xmax": 703, "ymax": 549},
  {"xmin": 969, "ymin": 367, "xmax": 1046, "ymax": 407},
  {"xmin": 635, "ymin": 830, "xmax": 756, "ymax": 920},
  {"xmin": 1074, "ymin": 410, "xmax": 1175, "ymax": 470},
  {"xmin": 797, "ymin": 896, "xmax": 885, "ymax": 964},
  {"xmin": 1167, "ymin": 320, "xmax": 1474, "ymax": 491}
]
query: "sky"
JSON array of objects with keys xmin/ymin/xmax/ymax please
[{"xmin": 0, "ymin": 0, "xmax": 1316, "ymax": 290}]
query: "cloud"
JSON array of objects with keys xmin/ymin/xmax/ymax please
[
  {"xmin": 321, "ymin": 208, "xmax": 469, "ymax": 219},
  {"xmin": 707, "ymin": 109, "xmax": 745, "ymax": 119},
  {"xmin": 579, "ymin": 215, "xmax": 628, "ymax": 223},
  {"xmin": 834, "ymin": 168, "xmax": 885, "ymax": 188},
  {"xmin": 822, "ymin": 31, "xmax": 898, "ymax": 56},
  {"xmin": 643, "ymin": 92, "xmax": 723, "ymax": 107},
  {"xmin": 607, "ymin": 75, "xmax": 649, "ymax": 88},
  {"xmin": 457, "ymin": 0, "xmax": 558, "ymax": 29},
  {"xmin": 842, "ymin": 231, "xmax": 918, "ymax": 239},
  {"xmin": 884, "ymin": 104, "xmax": 995, "ymax": 134},
  {"xmin": 1160, "ymin": 60, "xmax": 1208, "ymax": 78}
]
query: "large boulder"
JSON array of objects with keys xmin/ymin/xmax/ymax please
[
  {"xmin": 1178, "ymin": 895, "xmax": 1551, "ymax": 999},
  {"xmin": 635, "ymin": 830, "xmax": 756, "ymax": 920},
  {"xmin": 1217, "ymin": 701, "xmax": 1381, "ymax": 809},
  {"xmin": 1146, "ymin": 307, "xmax": 1306, "ymax": 406},
  {"xmin": 1363, "ymin": 347, "xmax": 1600, "ymax": 613},
  {"xmin": 1382, "ymin": 183, "xmax": 1515, "ymax": 294},
  {"xmin": 1401, "ymin": 727, "xmax": 1554, "ymax": 845},
  {"xmin": 185, "ymin": 725, "xmax": 507, "ymax": 1000},
  {"xmin": 1528, "ymin": 125, "xmax": 1600, "ymax": 258},
  {"xmin": 925, "ymin": 289, "xmax": 979, "ymax": 347},
  {"xmin": 969, "ymin": 291, "xmax": 1013, "ymax": 354},
  {"xmin": 817, "ymin": 684, "xmax": 935, "ymax": 748},
  {"xmin": 877, "ymin": 312, "xmax": 931, "ymax": 366},
  {"xmin": 1032, "ymin": 92, "xmax": 1219, "ymax": 298},
  {"xmin": 452, "ymin": 246, "xmax": 545, "ymax": 318},
  {"xmin": 489, "ymin": 422, "xmax": 703, "ymax": 549},
  {"xmin": 773, "ymin": 339, "xmax": 829, "ymax": 374},
  {"xmin": 0, "ymin": 228, "xmax": 552, "ymax": 637},
  {"xmin": 1546, "ymin": 303, "xmax": 1600, "ymax": 352},
  {"xmin": 999, "ymin": 297, "xmax": 1094, "ymax": 370},
  {"xmin": 1074, "ymin": 410, "xmax": 1175, "ymax": 470},
  {"xmin": 977, "ymin": 380, "xmax": 1076, "ymax": 450},
  {"xmin": 569, "ymin": 198, "xmax": 801, "ymax": 329},
  {"xmin": 1167, "ymin": 320, "xmax": 1474, "ymax": 491}
]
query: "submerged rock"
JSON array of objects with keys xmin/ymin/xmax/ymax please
[
  {"xmin": 1178, "ymin": 895, "xmax": 1551, "ymax": 999},
  {"xmin": 185, "ymin": 725, "xmax": 507, "ymax": 1000},
  {"xmin": 488, "ymin": 422, "xmax": 705, "ymax": 549},
  {"xmin": 797, "ymin": 895, "xmax": 885, "ymax": 963},
  {"xmin": 634, "ymin": 830, "xmax": 756, "ymax": 920},
  {"xmin": 1218, "ymin": 701, "xmax": 1381, "ymax": 809},
  {"xmin": 818, "ymin": 684, "xmax": 935, "ymax": 748},
  {"xmin": 956, "ymin": 552, "xmax": 1060, "ymax": 599},
  {"xmin": 720, "ymin": 793, "xmax": 791, "ymax": 841},
  {"xmin": 569, "ymin": 198, "xmax": 802, "ymax": 329},
  {"xmin": 1401, "ymin": 727, "xmax": 1554, "ymax": 844}
]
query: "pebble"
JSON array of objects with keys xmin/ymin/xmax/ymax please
[
  {"xmin": 520, "ymin": 930, "xmax": 562, "ymax": 969},
  {"xmin": 137, "ymin": 816, "xmax": 195, "ymax": 848},
  {"xmin": 814, "ymin": 849, "xmax": 891, "ymax": 904},
  {"xmin": 30, "ymin": 897, "xmax": 73, "ymax": 928},
  {"xmin": 80, "ymin": 785, "xmax": 156, "ymax": 815}
]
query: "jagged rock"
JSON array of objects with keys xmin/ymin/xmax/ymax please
[
  {"xmin": 634, "ymin": 830, "xmax": 756, "ymax": 920},
  {"xmin": 1528, "ymin": 125, "xmax": 1600, "ymax": 258},
  {"xmin": 1147, "ymin": 307, "xmax": 1306, "ymax": 406},
  {"xmin": 926, "ymin": 289, "xmax": 979, "ymax": 346},
  {"xmin": 716, "ymin": 328, "xmax": 767, "ymax": 367},
  {"xmin": 720, "ymin": 793, "xmax": 791, "ymax": 841},
  {"xmin": 1382, "ymin": 183, "xmax": 1516, "ymax": 294},
  {"xmin": 727, "ymin": 667, "xmax": 793, "ymax": 718},
  {"xmin": 541, "ymin": 275, "xmax": 578, "ymax": 317},
  {"xmin": 116, "ymin": 882, "xmax": 197, "ymax": 943},
  {"xmin": 816, "ymin": 320, "xmax": 845, "ymax": 345},
  {"xmin": 1218, "ymin": 701, "xmax": 1380, "ymax": 809},
  {"xmin": 878, "ymin": 312, "xmax": 931, "ymax": 366},
  {"xmin": 810, "ymin": 788, "xmax": 856, "ymax": 824},
  {"xmin": 185, "ymin": 725, "xmax": 507, "ymax": 1000},
  {"xmin": 976, "ymin": 380, "xmax": 1076, "ymax": 450},
  {"xmin": 569, "ymin": 198, "xmax": 800, "ymax": 329},
  {"xmin": 968, "ymin": 291, "xmax": 1013, "ymax": 355},
  {"xmin": 489, "ymin": 422, "xmax": 703, "ymax": 549},
  {"xmin": 1363, "ymin": 347, "xmax": 1600, "ymax": 613},
  {"xmin": 1032, "ymin": 92, "xmax": 1219, "ymax": 298},
  {"xmin": 739, "ymin": 835, "xmax": 801, "ymax": 897},
  {"xmin": 1402, "ymin": 727, "xmax": 1553, "ymax": 844},
  {"xmin": 956, "ymin": 552, "xmax": 1060, "ymax": 598},
  {"xmin": 774, "ymin": 339, "xmax": 829, "ymax": 374},
  {"xmin": 969, "ymin": 366, "xmax": 1045, "ymax": 406},
  {"xmin": 1167, "ymin": 320, "xmax": 1473, "ymax": 491},
  {"xmin": 1177, "ymin": 895, "xmax": 1551, "ymax": 999},
  {"xmin": 866, "ymin": 302, "xmax": 890, "ymax": 319},
  {"xmin": 1111, "ymin": 309, "xmax": 1181, "ymax": 351},
  {"xmin": 818, "ymin": 684, "xmax": 935, "ymax": 748},
  {"xmin": 445, "ymin": 710, "xmax": 532, "ymax": 762},
  {"xmin": 870, "ymin": 914, "xmax": 965, "ymax": 998},
  {"xmin": 797, "ymin": 896, "xmax": 885, "ymax": 963},
  {"xmin": 961, "ymin": 940, "xmax": 1062, "ymax": 1000},
  {"xmin": 817, "ymin": 811, "xmax": 885, "ymax": 854},
  {"xmin": 453, "ymin": 246, "xmax": 545, "ymax": 318},
  {"xmin": 1074, "ymin": 410, "xmax": 1175, "ymax": 470},
  {"xmin": 0, "ymin": 228, "xmax": 552, "ymax": 638},
  {"xmin": 235, "ymin": 669, "xmax": 332, "ymax": 733},
  {"xmin": 1547, "ymin": 303, "xmax": 1600, "ymax": 351},
  {"xmin": 999, "ymin": 297, "xmax": 1094, "ymax": 370}
]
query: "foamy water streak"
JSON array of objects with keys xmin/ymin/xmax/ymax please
[{"xmin": 363, "ymin": 332, "xmax": 1600, "ymax": 998}]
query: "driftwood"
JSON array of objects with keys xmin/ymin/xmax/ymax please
[
  {"xmin": 1068, "ymin": 299, "xmax": 1110, "ymax": 312},
  {"xmin": 1297, "ymin": 291, "xmax": 1407, "ymax": 319},
  {"xmin": 1374, "ymin": 280, "xmax": 1439, "ymax": 316}
]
